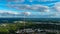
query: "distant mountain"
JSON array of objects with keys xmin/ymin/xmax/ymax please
[{"xmin": 0, "ymin": 18, "xmax": 60, "ymax": 23}]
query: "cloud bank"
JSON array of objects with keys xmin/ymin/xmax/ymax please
[
  {"xmin": 54, "ymin": 2, "xmax": 60, "ymax": 12},
  {"xmin": 0, "ymin": 10, "xmax": 32, "ymax": 16},
  {"xmin": 0, "ymin": 10, "xmax": 20, "ymax": 16},
  {"xmin": 7, "ymin": 4, "xmax": 50, "ymax": 12},
  {"xmin": 7, "ymin": 0, "xmax": 57, "ymax": 2}
]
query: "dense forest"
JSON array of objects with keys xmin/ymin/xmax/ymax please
[{"xmin": 0, "ymin": 21, "xmax": 60, "ymax": 34}]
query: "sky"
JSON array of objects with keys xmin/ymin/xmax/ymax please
[{"xmin": 0, "ymin": 0, "xmax": 60, "ymax": 18}]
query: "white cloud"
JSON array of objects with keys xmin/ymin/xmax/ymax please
[
  {"xmin": 31, "ymin": 5, "xmax": 49, "ymax": 12},
  {"xmin": 14, "ymin": 0, "xmax": 25, "ymax": 3},
  {"xmin": 0, "ymin": 10, "xmax": 31, "ymax": 16},
  {"xmin": 7, "ymin": 11, "xmax": 20, "ymax": 15},
  {"xmin": 7, "ymin": 0, "xmax": 57, "ymax": 2},
  {"xmin": 54, "ymin": 2, "xmax": 60, "ymax": 12},
  {"xmin": 7, "ymin": 0, "xmax": 25, "ymax": 2},
  {"xmin": 40, "ymin": 0, "xmax": 57, "ymax": 2},
  {"xmin": 29, "ymin": 0, "xmax": 33, "ymax": 2},
  {"xmin": 50, "ymin": 2, "xmax": 60, "ymax": 18},
  {"xmin": 28, "ymin": 0, "xmax": 57, "ymax": 2},
  {"xmin": 0, "ymin": 10, "xmax": 20, "ymax": 15},
  {"xmin": 23, "ymin": 12, "xmax": 31, "ymax": 16},
  {"xmin": 8, "ymin": 4, "xmax": 50, "ymax": 12}
]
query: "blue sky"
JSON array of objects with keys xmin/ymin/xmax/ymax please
[{"xmin": 0, "ymin": 0, "xmax": 60, "ymax": 18}]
